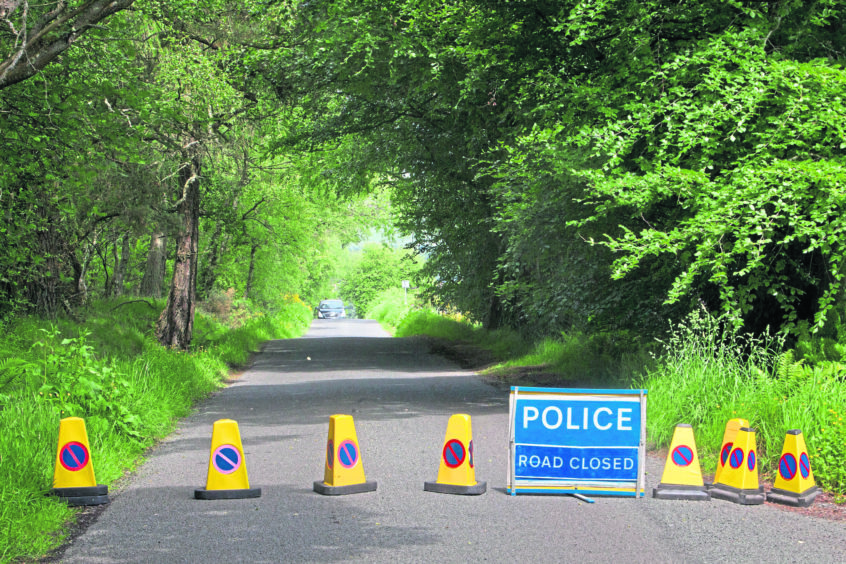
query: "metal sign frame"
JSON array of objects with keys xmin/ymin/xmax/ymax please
[{"xmin": 507, "ymin": 386, "xmax": 647, "ymax": 497}]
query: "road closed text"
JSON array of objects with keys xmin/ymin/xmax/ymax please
[{"xmin": 514, "ymin": 445, "xmax": 638, "ymax": 481}]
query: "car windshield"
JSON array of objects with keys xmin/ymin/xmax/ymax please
[{"xmin": 320, "ymin": 300, "xmax": 344, "ymax": 309}]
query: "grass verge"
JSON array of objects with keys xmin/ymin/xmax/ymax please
[
  {"xmin": 394, "ymin": 308, "xmax": 845, "ymax": 499},
  {"xmin": 0, "ymin": 297, "xmax": 312, "ymax": 563},
  {"xmin": 638, "ymin": 313, "xmax": 846, "ymax": 496}
]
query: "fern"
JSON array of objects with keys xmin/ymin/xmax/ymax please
[
  {"xmin": 775, "ymin": 350, "xmax": 806, "ymax": 382},
  {"xmin": 0, "ymin": 357, "xmax": 36, "ymax": 392}
]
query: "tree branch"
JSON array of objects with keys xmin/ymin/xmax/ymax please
[
  {"xmin": 240, "ymin": 198, "xmax": 265, "ymax": 221},
  {"xmin": 0, "ymin": 0, "xmax": 136, "ymax": 89},
  {"xmin": 110, "ymin": 298, "xmax": 156, "ymax": 311}
]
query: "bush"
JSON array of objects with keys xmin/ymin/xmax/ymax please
[{"xmin": 395, "ymin": 309, "xmax": 530, "ymax": 361}]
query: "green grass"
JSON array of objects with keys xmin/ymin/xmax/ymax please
[
  {"xmin": 0, "ymin": 298, "xmax": 312, "ymax": 563},
  {"xmin": 639, "ymin": 313, "xmax": 846, "ymax": 495},
  {"xmin": 394, "ymin": 308, "xmax": 846, "ymax": 498},
  {"xmin": 397, "ymin": 309, "xmax": 478, "ymax": 340},
  {"xmin": 0, "ymin": 401, "xmax": 71, "ymax": 562},
  {"xmin": 369, "ymin": 288, "xmax": 416, "ymax": 332},
  {"xmin": 493, "ymin": 331, "xmax": 653, "ymax": 385},
  {"xmin": 395, "ymin": 309, "xmax": 646, "ymax": 383},
  {"xmin": 396, "ymin": 309, "xmax": 530, "ymax": 358}
]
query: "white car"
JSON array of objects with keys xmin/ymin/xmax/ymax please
[{"xmin": 316, "ymin": 299, "xmax": 346, "ymax": 319}]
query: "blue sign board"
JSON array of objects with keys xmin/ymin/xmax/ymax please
[{"xmin": 507, "ymin": 387, "xmax": 647, "ymax": 497}]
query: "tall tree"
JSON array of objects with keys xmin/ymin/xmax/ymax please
[{"xmin": 156, "ymin": 147, "xmax": 202, "ymax": 348}]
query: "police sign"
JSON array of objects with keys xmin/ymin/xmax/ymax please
[{"xmin": 507, "ymin": 387, "xmax": 647, "ymax": 497}]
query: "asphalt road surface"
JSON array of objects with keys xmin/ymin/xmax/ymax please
[{"xmin": 58, "ymin": 319, "xmax": 846, "ymax": 563}]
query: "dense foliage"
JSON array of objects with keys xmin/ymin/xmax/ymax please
[
  {"xmin": 291, "ymin": 0, "xmax": 846, "ymax": 338},
  {"xmin": 3, "ymin": 0, "xmax": 843, "ymax": 339},
  {"xmin": 0, "ymin": 0, "xmax": 388, "ymax": 342},
  {"xmin": 337, "ymin": 244, "xmax": 421, "ymax": 317}
]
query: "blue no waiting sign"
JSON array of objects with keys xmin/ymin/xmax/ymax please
[{"xmin": 507, "ymin": 387, "xmax": 647, "ymax": 497}]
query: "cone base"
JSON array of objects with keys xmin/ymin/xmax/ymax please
[
  {"xmin": 194, "ymin": 487, "xmax": 261, "ymax": 500},
  {"xmin": 710, "ymin": 483, "xmax": 765, "ymax": 505},
  {"xmin": 652, "ymin": 483, "xmax": 711, "ymax": 501},
  {"xmin": 424, "ymin": 480, "xmax": 487, "ymax": 495},
  {"xmin": 767, "ymin": 486, "xmax": 820, "ymax": 508},
  {"xmin": 50, "ymin": 485, "xmax": 109, "ymax": 507},
  {"xmin": 313, "ymin": 481, "xmax": 377, "ymax": 496}
]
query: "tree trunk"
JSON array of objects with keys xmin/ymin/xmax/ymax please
[
  {"xmin": 156, "ymin": 153, "xmax": 201, "ymax": 349},
  {"xmin": 70, "ymin": 254, "xmax": 85, "ymax": 305},
  {"xmin": 198, "ymin": 221, "xmax": 223, "ymax": 299},
  {"xmin": 244, "ymin": 242, "xmax": 259, "ymax": 300},
  {"xmin": 29, "ymin": 210, "xmax": 62, "ymax": 317},
  {"xmin": 139, "ymin": 231, "xmax": 167, "ymax": 297},
  {"xmin": 98, "ymin": 242, "xmax": 112, "ymax": 298},
  {"xmin": 74, "ymin": 232, "xmax": 97, "ymax": 304},
  {"xmin": 112, "ymin": 234, "xmax": 131, "ymax": 297},
  {"xmin": 106, "ymin": 239, "xmax": 119, "ymax": 297},
  {"xmin": 483, "ymin": 293, "xmax": 503, "ymax": 330}
]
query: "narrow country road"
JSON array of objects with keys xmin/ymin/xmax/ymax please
[{"xmin": 57, "ymin": 320, "xmax": 846, "ymax": 563}]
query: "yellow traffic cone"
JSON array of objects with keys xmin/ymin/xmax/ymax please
[
  {"xmin": 194, "ymin": 419, "xmax": 261, "ymax": 499},
  {"xmin": 710, "ymin": 427, "xmax": 765, "ymax": 505},
  {"xmin": 652, "ymin": 424, "xmax": 710, "ymax": 500},
  {"xmin": 710, "ymin": 417, "xmax": 749, "ymax": 487},
  {"xmin": 767, "ymin": 430, "xmax": 820, "ymax": 507},
  {"xmin": 313, "ymin": 414, "xmax": 377, "ymax": 495},
  {"xmin": 50, "ymin": 417, "xmax": 109, "ymax": 506},
  {"xmin": 424, "ymin": 414, "xmax": 486, "ymax": 495}
]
